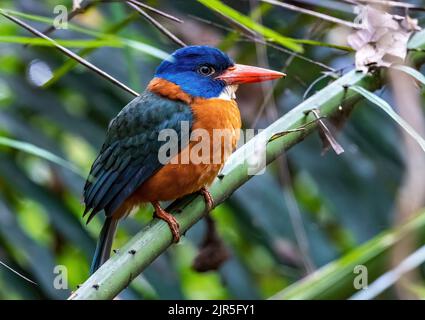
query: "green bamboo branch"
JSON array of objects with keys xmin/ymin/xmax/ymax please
[{"xmin": 69, "ymin": 30, "xmax": 425, "ymax": 300}]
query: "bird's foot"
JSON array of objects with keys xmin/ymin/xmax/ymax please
[
  {"xmin": 152, "ymin": 201, "xmax": 180, "ymax": 243},
  {"xmin": 199, "ymin": 187, "xmax": 214, "ymax": 212}
]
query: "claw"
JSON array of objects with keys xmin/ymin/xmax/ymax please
[
  {"xmin": 199, "ymin": 187, "xmax": 214, "ymax": 212},
  {"xmin": 152, "ymin": 201, "xmax": 180, "ymax": 243}
]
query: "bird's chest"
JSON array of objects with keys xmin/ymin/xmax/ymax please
[
  {"xmin": 190, "ymin": 98, "xmax": 241, "ymax": 162},
  {"xmin": 136, "ymin": 99, "xmax": 241, "ymax": 201},
  {"xmin": 169, "ymin": 99, "xmax": 241, "ymax": 192}
]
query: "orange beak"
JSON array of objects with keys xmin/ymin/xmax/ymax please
[{"xmin": 216, "ymin": 64, "xmax": 285, "ymax": 85}]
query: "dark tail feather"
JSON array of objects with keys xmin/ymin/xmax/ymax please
[{"xmin": 90, "ymin": 217, "xmax": 118, "ymax": 274}]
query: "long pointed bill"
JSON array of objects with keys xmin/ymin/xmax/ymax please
[{"xmin": 216, "ymin": 64, "xmax": 285, "ymax": 85}]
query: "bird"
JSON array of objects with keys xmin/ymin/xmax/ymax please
[{"xmin": 83, "ymin": 45, "xmax": 285, "ymax": 273}]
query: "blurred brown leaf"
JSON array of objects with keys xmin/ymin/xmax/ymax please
[
  {"xmin": 348, "ymin": 6, "xmax": 420, "ymax": 72},
  {"xmin": 192, "ymin": 216, "xmax": 230, "ymax": 272},
  {"xmin": 73, "ymin": 0, "xmax": 83, "ymax": 11}
]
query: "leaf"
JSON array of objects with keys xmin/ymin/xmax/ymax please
[
  {"xmin": 350, "ymin": 243, "xmax": 425, "ymax": 299},
  {"xmin": 261, "ymin": 0, "xmax": 360, "ymax": 29},
  {"xmin": 197, "ymin": 0, "xmax": 303, "ymax": 53},
  {"xmin": 351, "ymin": 85, "xmax": 425, "ymax": 152},
  {"xmin": 0, "ymin": 260, "xmax": 37, "ymax": 285},
  {"xmin": 197, "ymin": 0, "xmax": 353, "ymax": 52},
  {"xmin": 0, "ymin": 258, "xmax": 41, "ymax": 299},
  {"xmin": 43, "ymin": 34, "xmax": 168, "ymax": 88},
  {"xmin": 0, "ymin": 8, "xmax": 104, "ymax": 38},
  {"xmin": 0, "ymin": 159, "xmax": 95, "ymax": 258},
  {"xmin": 271, "ymin": 210, "xmax": 425, "ymax": 299},
  {"xmin": 0, "ymin": 136, "xmax": 84, "ymax": 176},
  {"xmin": 0, "ymin": 199, "xmax": 71, "ymax": 299},
  {"xmin": 391, "ymin": 64, "xmax": 425, "ymax": 85},
  {"xmin": 307, "ymin": 109, "xmax": 344, "ymax": 155},
  {"xmin": 294, "ymin": 38, "xmax": 353, "ymax": 52},
  {"xmin": 0, "ymin": 35, "xmax": 121, "ymax": 48},
  {"xmin": 0, "ymin": 8, "xmax": 169, "ymax": 60},
  {"xmin": 123, "ymin": 39, "xmax": 171, "ymax": 60}
]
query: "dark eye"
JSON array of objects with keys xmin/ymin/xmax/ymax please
[{"xmin": 198, "ymin": 65, "xmax": 215, "ymax": 76}]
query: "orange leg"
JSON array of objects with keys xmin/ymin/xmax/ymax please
[
  {"xmin": 199, "ymin": 187, "xmax": 214, "ymax": 212},
  {"xmin": 152, "ymin": 201, "xmax": 180, "ymax": 243}
]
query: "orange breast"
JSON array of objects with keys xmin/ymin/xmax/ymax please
[{"xmin": 134, "ymin": 97, "xmax": 241, "ymax": 202}]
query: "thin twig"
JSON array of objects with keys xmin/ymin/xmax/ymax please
[
  {"xmin": 36, "ymin": 0, "xmax": 120, "ymax": 39},
  {"xmin": 0, "ymin": 10, "xmax": 139, "ymax": 97},
  {"xmin": 306, "ymin": 109, "xmax": 344, "ymax": 155},
  {"xmin": 251, "ymin": 45, "xmax": 295, "ymax": 129},
  {"xmin": 261, "ymin": 0, "xmax": 361, "ymax": 29},
  {"xmin": 126, "ymin": 2, "xmax": 186, "ymax": 47},
  {"xmin": 340, "ymin": 0, "xmax": 425, "ymax": 12},
  {"xmin": 249, "ymin": 0, "xmax": 315, "ymax": 274},
  {"xmin": 243, "ymin": 38, "xmax": 336, "ymax": 71},
  {"xmin": 0, "ymin": 260, "xmax": 37, "ymax": 285},
  {"xmin": 205, "ymin": 5, "xmax": 259, "ymax": 38},
  {"xmin": 250, "ymin": 12, "xmax": 337, "ymax": 129},
  {"xmin": 291, "ymin": 0, "xmax": 355, "ymax": 13},
  {"xmin": 128, "ymin": 0, "xmax": 183, "ymax": 23},
  {"xmin": 303, "ymin": 72, "xmax": 336, "ymax": 100},
  {"xmin": 268, "ymin": 117, "xmax": 327, "ymax": 142},
  {"xmin": 37, "ymin": 0, "xmax": 182, "ymax": 44},
  {"xmin": 37, "ymin": 0, "xmax": 94, "ymax": 39},
  {"xmin": 44, "ymin": 14, "xmax": 137, "ymax": 88},
  {"xmin": 388, "ymin": 63, "xmax": 425, "ymax": 299},
  {"xmin": 189, "ymin": 15, "xmax": 335, "ymax": 72},
  {"xmin": 350, "ymin": 244, "xmax": 425, "ymax": 300}
]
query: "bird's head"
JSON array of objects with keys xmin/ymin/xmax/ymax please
[{"xmin": 154, "ymin": 45, "xmax": 285, "ymax": 100}]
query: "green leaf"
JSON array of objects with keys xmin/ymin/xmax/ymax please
[
  {"xmin": 350, "ymin": 243, "xmax": 425, "ymax": 299},
  {"xmin": 295, "ymin": 38, "xmax": 353, "ymax": 52},
  {"xmin": 0, "ymin": 159, "xmax": 96, "ymax": 258},
  {"xmin": 41, "ymin": 37, "xmax": 168, "ymax": 89},
  {"xmin": 391, "ymin": 64, "xmax": 425, "ymax": 85},
  {"xmin": 0, "ymin": 136, "xmax": 84, "ymax": 176},
  {"xmin": 197, "ymin": 0, "xmax": 303, "ymax": 53},
  {"xmin": 0, "ymin": 198, "xmax": 70, "ymax": 299},
  {"xmin": 351, "ymin": 85, "xmax": 425, "ymax": 152},
  {"xmin": 122, "ymin": 39, "xmax": 170, "ymax": 60},
  {"xmin": 0, "ymin": 8, "xmax": 105, "ymax": 39},
  {"xmin": 0, "ymin": 35, "xmax": 121, "ymax": 48},
  {"xmin": 197, "ymin": 0, "xmax": 353, "ymax": 52},
  {"xmin": 0, "ymin": 8, "xmax": 169, "ymax": 59},
  {"xmin": 271, "ymin": 210, "xmax": 425, "ymax": 299}
]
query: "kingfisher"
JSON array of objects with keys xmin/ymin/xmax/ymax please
[{"xmin": 83, "ymin": 45, "xmax": 285, "ymax": 273}]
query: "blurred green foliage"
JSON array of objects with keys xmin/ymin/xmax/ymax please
[{"xmin": 0, "ymin": 0, "xmax": 425, "ymax": 300}]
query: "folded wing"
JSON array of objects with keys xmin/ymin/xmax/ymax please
[{"xmin": 83, "ymin": 91, "xmax": 193, "ymax": 222}]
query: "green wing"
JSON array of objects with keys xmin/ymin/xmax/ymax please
[{"xmin": 83, "ymin": 91, "xmax": 193, "ymax": 222}]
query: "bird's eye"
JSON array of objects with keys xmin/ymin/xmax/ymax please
[{"xmin": 198, "ymin": 65, "xmax": 215, "ymax": 76}]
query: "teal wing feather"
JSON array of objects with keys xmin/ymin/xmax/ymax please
[{"xmin": 83, "ymin": 91, "xmax": 193, "ymax": 222}]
